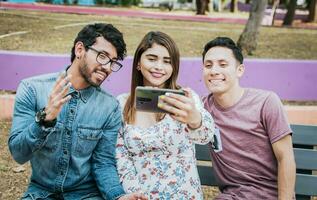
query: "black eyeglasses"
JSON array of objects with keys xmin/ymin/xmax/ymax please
[{"xmin": 87, "ymin": 46, "xmax": 123, "ymax": 72}]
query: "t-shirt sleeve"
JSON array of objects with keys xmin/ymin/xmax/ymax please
[{"xmin": 261, "ymin": 92, "xmax": 292, "ymax": 144}]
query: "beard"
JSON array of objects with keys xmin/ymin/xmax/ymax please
[{"xmin": 79, "ymin": 63, "xmax": 101, "ymax": 87}]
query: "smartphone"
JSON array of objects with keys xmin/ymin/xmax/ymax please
[{"xmin": 135, "ymin": 86, "xmax": 185, "ymax": 113}]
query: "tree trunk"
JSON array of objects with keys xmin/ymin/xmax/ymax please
[
  {"xmin": 205, "ymin": 0, "xmax": 210, "ymax": 12},
  {"xmin": 196, "ymin": 0, "xmax": 208, "ymax": 14},
  {"xmin": 282, "ymin": 0, "xmax": 297, "ymax": 25},
  {"xmin": 308, "ymin": 0, "xmax": 317, "ymax": 22},
  {"xmin": 201, "ymin": 0, "xmax": 207, "ymax": 14},
  {"xmin": 237, "ymin": 0, "xmax": 268, "ymax": 55},
  {"xmin": 230, "ymin": 0, "xmax": 238, "ymax": 12},
  {"xmin": 196, "ymin": 0, "xmax": 202, "ymax": 14},
  {"xmin": 270, "ymin": 0, "xmax": 280, "ymax": 25}
]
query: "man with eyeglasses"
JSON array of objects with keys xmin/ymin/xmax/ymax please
[{"xmin": 9, "ymin": 23, "xmax": 147, "ymax": 200}]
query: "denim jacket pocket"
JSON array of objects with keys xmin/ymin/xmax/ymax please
[{"xmin": 75, "ymin": 126, "xmax": 102, "ymax": 157}]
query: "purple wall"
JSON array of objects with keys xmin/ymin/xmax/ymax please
[{"xmin": 1, "ymin": 50, "xmax": 317, "ymax": 100}]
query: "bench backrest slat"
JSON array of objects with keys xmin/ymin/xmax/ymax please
[
  {"xmin": 294, "ymin": 148, "xmax": 317, "ymax": 170},
  {"xmin": 197, "ymin": 165, "xmax": 218, "ymax": 187},
  {"xmin": 195, "ymin": 144, "xmax": 211, "ymax": 161},
  {"xmin": 291, "ymin": 124, "xmax": 317, "ymax": 146},
  {"xmin": 295, "ymin": 174, "xmax": 317, "ymax": 196}
]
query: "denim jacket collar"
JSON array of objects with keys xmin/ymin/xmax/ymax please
[{"xmin": 68, "ymin": 86, "xmax": 95, "ymax": 103}]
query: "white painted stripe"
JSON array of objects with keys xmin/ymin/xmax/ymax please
[
  {"xmin": 0, "ymin": 31, "xmax": 28, "ymax": 39},
  {"xmin": 54, "ymin": 22, "xmax": 92, "ymax": 30}
]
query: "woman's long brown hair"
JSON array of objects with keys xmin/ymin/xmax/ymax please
[{"xmin": 123, "ymin": 31, "xmax": 181, "ymax": 124}]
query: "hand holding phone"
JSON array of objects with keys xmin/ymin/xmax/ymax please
[{"xmin": 157, "ymin": 87, "xmax": 202, "ymax": 129}]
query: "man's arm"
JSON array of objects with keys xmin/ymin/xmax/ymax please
[
  {"xmin": 8, "ymin": 81, "xmax": 51, "ymax": 164},
  {"xmin": 272, "ymin": 134, "xmax": 296, "ymax": 200},
  {"xmin": 8, "ymin": 73, "xmax": 71, "ymax": 164}
]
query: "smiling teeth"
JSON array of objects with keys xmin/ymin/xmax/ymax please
[
  {"xmin": 96, "ymin": 71, "xmax": 106, "ymax": 80},
  {"xmin": 209, "ymin": 80, "xmax": 223, "ymax": 85},
  {"xmin": 210, "ymin": 80, "xmax": 223, "ymax": 83}
]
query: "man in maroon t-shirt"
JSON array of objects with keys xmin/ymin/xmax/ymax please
[{"xmin": 201, "ymin": 37, "xmax": 296, "ymax": 199}]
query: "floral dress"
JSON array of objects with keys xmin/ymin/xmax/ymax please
[{"xmin": 116, "ymin": 91, "xmax": 215, "ymax": 200}]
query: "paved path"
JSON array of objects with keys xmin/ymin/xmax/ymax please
[{"xmin": 0, "ymin": 2, "xmax": 248, "ymax": 24}]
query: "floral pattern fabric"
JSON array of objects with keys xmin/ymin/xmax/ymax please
[{"xmin": 116, "ymin": 91, "xmax": 215, "ymax": 200}]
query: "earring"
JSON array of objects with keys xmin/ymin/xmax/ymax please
[{"xmin": 77, "ymin": 56, "xmax": 80, "ymax": 59}]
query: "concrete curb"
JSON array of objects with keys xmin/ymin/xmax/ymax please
[
  {"xmin": 1, "ymin": 95, "xmax": 317, "ymax": 125},
  {"xmin": 0, "ymin": 95, "xmax": 15, "ymax": 121}
]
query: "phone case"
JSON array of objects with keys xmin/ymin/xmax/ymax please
[{"xmin": 135, "ymin": 86, "xmax": 185, "ymax": 113}]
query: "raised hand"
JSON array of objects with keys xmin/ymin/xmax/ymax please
[
  {"xmin": 44, "ymin": 72, "xmax": 72, "ymax": 121},
  {"xmin": 118, "ymin": 192, "xmax": 148, "ymax": 200},
  {"xmin": 158, "ymin": 87, "xmax": 202, "ymax": 129}
]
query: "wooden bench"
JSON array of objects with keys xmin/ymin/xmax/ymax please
[{"xmin": 196, "ymin": 124, "xmax": 317, "ymax": 200}]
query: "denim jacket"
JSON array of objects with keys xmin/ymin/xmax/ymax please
[{"xmin": 8, "ymin": 72, "xmax": 125, "ymax": 200}]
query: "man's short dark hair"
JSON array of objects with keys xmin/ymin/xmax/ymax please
[
  {"xmin": 71, "ymin": 23, "xmax": 126, "ymax": 62},
  {"xmin": 202, "ymin": 37, "xmax": 243, "ymax": 64}
]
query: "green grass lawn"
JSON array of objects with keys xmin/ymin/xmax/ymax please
[{"xmin": 0, "ymin": 9, "xmax": 317, "ymax": 59}]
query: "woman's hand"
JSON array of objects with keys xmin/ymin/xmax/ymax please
[{"xmin": 158, "ymin": 87, "xmax": 202, "ymax": 129}]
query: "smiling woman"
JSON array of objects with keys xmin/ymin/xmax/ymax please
[
  {"xmin": 116, "ymin": 31, "xmax": 215, "ymax": 199},
  {"xmin": 138, "ymin": 43, "xmax": 174, "ymax": 88}
]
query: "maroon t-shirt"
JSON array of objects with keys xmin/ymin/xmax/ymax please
[{"xmin": 203, "ymin": 88, "xmax": 292, "ymax": 200}]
